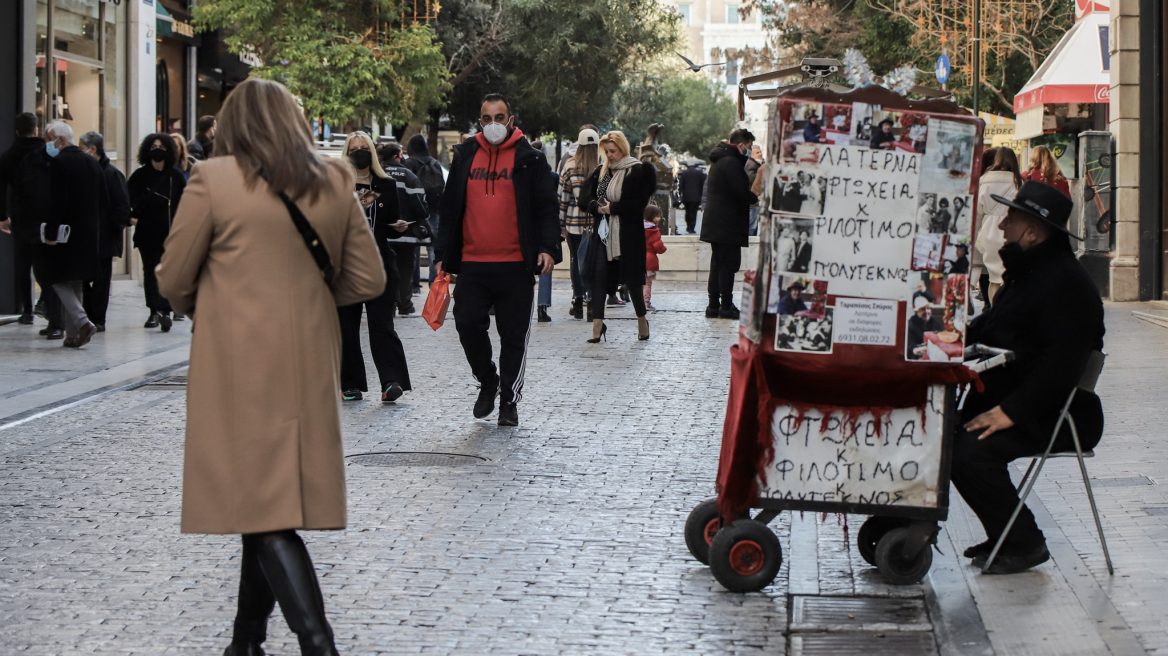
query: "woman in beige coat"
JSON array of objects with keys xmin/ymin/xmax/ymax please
[{"xmin": 156, "ymin": 79, "xmax": 385, "ymax": 656}]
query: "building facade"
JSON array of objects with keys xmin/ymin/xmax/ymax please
[
  {"xmin": 656, "ymin": 0, "xmax": 773, "ymax": 153},
  {"xmin": 1110, "ymin": 0, "xmax": 1166, "ymax": 301}
]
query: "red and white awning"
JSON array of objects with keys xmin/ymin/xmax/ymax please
[{"xmin": 1013, "ymin": 11, "xmax": 1110, "ymax": 114}]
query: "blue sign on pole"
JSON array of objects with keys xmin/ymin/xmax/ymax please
[{"xmin": 935, "ymin": 54, "xmax": 951, "ymax": 85}]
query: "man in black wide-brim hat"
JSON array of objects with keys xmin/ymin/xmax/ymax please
[{"xmin": 951, "ymin": 180, "xmax": 1105, "ymax": 574}]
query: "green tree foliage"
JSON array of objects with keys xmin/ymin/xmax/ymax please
[
  {"xmin": 430, "ymin": 0, "xmax": 680, "ymax": 139},
  {"xmin": 611, "ymin": 72, "xmax": 738, "ymax": 158},
  {"xmin": 193, "ymin": 0, "xmax": 448, "ymax": 124}
]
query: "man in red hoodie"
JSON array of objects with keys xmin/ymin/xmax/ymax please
[{"xmin": 435, "ymin": 93, "xmax": 561, "ymax": 426}]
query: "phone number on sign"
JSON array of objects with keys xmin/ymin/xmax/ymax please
[{"xmin": 836, "ymin": 333, "xmax": 895, "ymax": 345}]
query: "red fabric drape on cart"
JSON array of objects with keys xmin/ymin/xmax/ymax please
[{"xmin": 715, "ymin": 345, "xmax": 981, "ymax": 521}]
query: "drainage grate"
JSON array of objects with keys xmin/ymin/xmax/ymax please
[
  {"xmin": 791, "ymin": 597, "xmax": 931, "ymax": 632},
  {"xmin": 1091, "ymin": 476, "xmax": 1155, "ymax": 487},
  {"xmin": 134, "ymin": 376, "xmax": 188, "ymax": 390},
  {"xmin": 791, "ymin": 632, "xmax": 938, "ymax": 655},
  {"xmin": 347, "ymin": 452, "xmax": 487, "ymax": 467}
]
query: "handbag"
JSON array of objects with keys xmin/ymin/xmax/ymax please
[
  {"xmin": 578, "ymin": 230, "xmax": 599, "ymax": 279},
  {"xmin": 422, "ymin": 271, "xmax": 451, "ymax": 330},
  {"xmin": 279, "ymin": 191, "xmax": 335, "ymax": 285}
]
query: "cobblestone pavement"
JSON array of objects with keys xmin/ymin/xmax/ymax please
[{"xmin": 0, "ymin": 284, "xmax": 1164, "ymax": 654}]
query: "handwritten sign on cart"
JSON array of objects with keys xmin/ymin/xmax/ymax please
[{"xmin": 758, "ymin": 386, "xmax": 946, "ymax": 507}]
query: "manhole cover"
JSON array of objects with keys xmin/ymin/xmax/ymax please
[
  {"xmin": 791, "ymin": 597, "xmax": 931, "ymax": 631},
  {"xmin": 347, "ymin": 452, "xmax": 487, "ymax": 467},
  {"xmin": 134, "ymin": 375, "xmax": 188, "ymax": 390},
  {"xmin": 1092, "ymin": 476, "xmax": 1154, "ymax": 487},
  {"xmin": 791, "ymin": 632, "xmax": 938, "ymax": 655}
]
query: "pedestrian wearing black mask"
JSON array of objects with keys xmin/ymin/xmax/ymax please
[
  {"xmin": 336, "ymin": 131, "xmax": 412, "ymax": 404},
  {"xmin": 78, "ymin": 131, "xmax": 131, "ymax": 332},
  {"xmin": 701, "ymin": 129, "xmax": 758, "ymax": 319},
  {"xmin": 127, "ymin": 134, "xmax": 186, "ymax": 331}
]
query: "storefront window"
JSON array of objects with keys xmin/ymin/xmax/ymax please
[
  {"xmin": 52, "ymin": 0, "xmax": 101, "ymax": 60},
  {"xmin": 35, "ymin": 0, "xmax": 49, "ymax": 129}
]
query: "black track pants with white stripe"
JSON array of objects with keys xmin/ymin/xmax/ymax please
[{"xmin": 452, "ymin": 261, "xmax": 535, "ymax": 405}]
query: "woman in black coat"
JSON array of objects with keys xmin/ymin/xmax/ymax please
[
  {"xmin": 127, "ymin": 133, "xmax": 186, "ymax": 331},
  {"xmin": 579, "ymin": 131, "xmax": 656, "ymax": 342}
]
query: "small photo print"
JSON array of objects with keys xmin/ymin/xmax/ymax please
[
  {"xmin": 921, "ymin": 118, "xmax": 977, "ymax": 194},
  {"xmin": 776, "ymin": 308, "xmax": 835, "ymax": 354},
  {"xmin": 905, "ymin": 272, "xmax": 968, "ymax": 362},
  {"xmin": 773, "ymin": 214, "xmax": 815, "ymax": 274},
  {"xmin": 770, "ymin": 166, "xmax": 827, "ymax": 216},
  {"xmin": 851, "ymin": 102, "xmax": 878, "ymax": 145},
  {"xmin": 914, "ymin": 192, "xmax": 973, "ymax": 235},
  {"xmin": 867, "ymin": 110, "xmax": 929, "ymax": 153},
  {"xmin": 912, "ymin": 233, "xmax": 947, "ymax": 272},
  {"xmin": 768, "ymin": 275, "xmax": 829, "ymax": 316}
]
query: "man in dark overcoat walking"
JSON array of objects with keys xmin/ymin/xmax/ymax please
[
  {"xmin": 40, "ymin": 121, "xmax": 107, "ymax": 347},
  {"xmin": 78, "ymin": 131, "xmax": 131, "ymax": 331},
  {"xmin": 700, "ymin": 129, "xmax": 758, "ymax": 319}
]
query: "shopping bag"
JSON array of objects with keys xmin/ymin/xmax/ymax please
[
  {"xmin": 422, "ymin": 272, "xmax": 451, "ymax": 331},
  {"xmin": 579, "ymin": 231, "xmax": 599, "ymax": 279}
]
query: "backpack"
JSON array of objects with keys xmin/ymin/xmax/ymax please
[{"xmin": 414, "ymin": 158, "xmax": 445, "ymax": 208}]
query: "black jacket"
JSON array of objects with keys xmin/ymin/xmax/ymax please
[
  {"xmin": 42, "ymin": 146, "xmax": 108, "ymax": 284},
  {"xmin": 127, "ymin": 165, "xmax": 186, "ymax": 251},
  {"xmin": 97, "ymin": 155, "xmax": 132, "ymax": 258},
  {"xmin": 906, "ymin": 313, "xmax": 943, "ymax": 360},
  {"xmin": 1, "ymin": 136, "xmax": 50, "ymax": 244},
  {"xmin": 384, "ymin": 161, "xmax": 431, "ymax": 243},
  {"xmin": 435, "ymin": 134, "xmax": 561, "ymax": 275},
  {"xmin": 579, "ymin": 162, "xmax": 656, "ymax": 286},
  {"xmin": 700, "ymin": 142, "xmax": 757, "ymax": 247},
  {"xmin": 678, "ymin": 166, "xmax": 706, "ymax": 204},
  {"xmin": 964, "ymin": 237, "xmax": 1106, "ymax": 445},
  {"xmin": 187, "ymin": 134, "xmax": 212, "ymax": 161},
  {"xmin": 403, "ymin": 134, "xmax": 445, "ymax": 213}
]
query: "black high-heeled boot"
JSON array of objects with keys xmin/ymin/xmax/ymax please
[
  {"xmin": 225, "ymin": 536, "xmax": 275, "ymax": 656},
  {"xmin": 247, "ymin": 531, "xmax": 338, "ymax": 656}
]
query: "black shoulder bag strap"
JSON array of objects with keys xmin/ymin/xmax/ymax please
[{"xmin": 278, "ymin": 191, "xmax": 335, "ymax": 286}]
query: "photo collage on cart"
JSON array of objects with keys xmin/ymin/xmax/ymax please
[{"xmin": 757, "ymin": 99, "xmax": 979, "ymax": 361}]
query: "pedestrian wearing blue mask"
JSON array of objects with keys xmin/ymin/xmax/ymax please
[{"xmin": 38, "ymin": 120, "xmax": 108, "ymax": 347}]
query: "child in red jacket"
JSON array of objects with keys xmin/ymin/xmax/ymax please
[{"xmin": 643, "ymin": 205, "xmax": 667, "ymax": 310}]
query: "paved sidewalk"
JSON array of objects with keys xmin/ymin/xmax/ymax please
[{"xmin": 0, "ymin": 283, "xmax": 1164, "ymax": 654}]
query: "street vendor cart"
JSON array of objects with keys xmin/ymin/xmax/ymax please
[{"xmin": 686, "ymin": 77, "xmax": 985, "ymax": 591}]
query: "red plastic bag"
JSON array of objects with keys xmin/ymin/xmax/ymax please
[{"xmin": 422, "ymin": 272, "xmax": 451, "ymax": 330}]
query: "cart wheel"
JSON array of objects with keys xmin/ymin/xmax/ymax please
[
  {"xmin": 875, "ymin": 527, "xmax": 933, "ymax": 585},
  {"xmin": 709, "ymin": 520, "xmax": 782, "ymax": 592},
  {"xmin": 857, "ymin": 516, "xmax": 910, "ymax": 567},
  {"xmin": 684, "ymin": 499, "xmax": 722, "ymax": 565}
]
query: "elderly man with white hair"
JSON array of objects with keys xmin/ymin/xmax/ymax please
[{"xmin": 39, "ymin": 120, "xmax": 108, "ymax": 347}]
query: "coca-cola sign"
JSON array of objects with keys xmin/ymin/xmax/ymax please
[{"xmin": 1076, "ymin": 0, "xmax": 1110, "ymax": 21}]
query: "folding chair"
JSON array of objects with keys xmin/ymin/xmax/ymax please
[{"xmin": 982, "ymin": 351, "xmax": 1114, "ymax": 575}]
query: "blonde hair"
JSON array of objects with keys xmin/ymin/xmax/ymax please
[
  {"xmin": 572, "ymin": 143, "xmax": 601, "ymax": 180},
  {"xmin": 599, "ymin": 131, "xmax": 631, "ymax": 179},
  {"xmin": 1028, "ymin": 145, "xmax": 1065, "ymax": 182},
  {"xmin": 170, "ymin": 133, "xmax": 190, "ymax": 172},
  {"xmin": 341, "ymin": 131, "xmax": 389, "ymax": 180},
  {"xmin": 213, "ymin": 78, "xmax": 336, "ymax": 203}
]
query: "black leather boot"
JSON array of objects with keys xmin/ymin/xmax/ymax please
[
  {"xmin": 247, "ymin": 531, "xmax": 338, "ymax": 656},
  {"xmin": 226, "ymin": 536, "xmax": 275, "ymax": 656}
]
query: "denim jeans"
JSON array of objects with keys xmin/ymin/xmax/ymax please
[
  {"xmin": 566, "ymin": 232, "xmax": 586, "ymax": 300},
  {"xmin": 749, "ymin": 206, "xmax": 760, "ymax": 237},
  {"xmin": 427, "ymin": 213, "xmax": 439, "ymax": 284}
]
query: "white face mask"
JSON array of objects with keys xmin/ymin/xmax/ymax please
[{"xmin": 481, "ymin": 121, "xmax": 509, "ymax": 146}]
